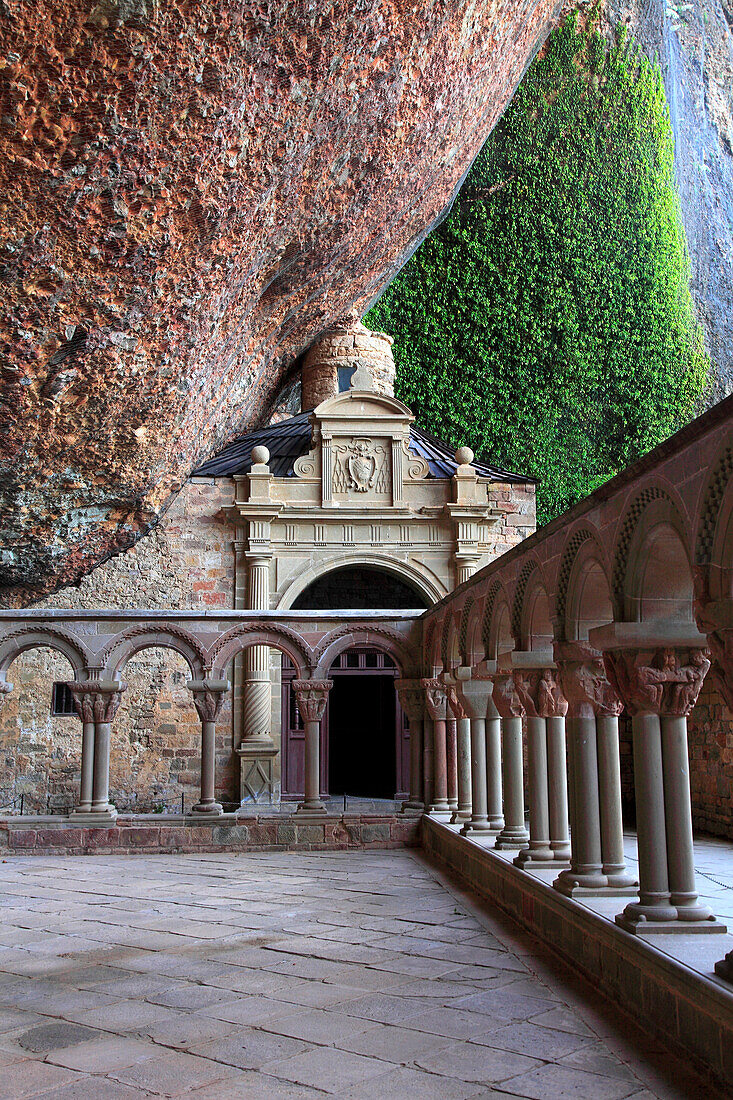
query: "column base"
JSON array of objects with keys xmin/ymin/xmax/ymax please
[
  {"xmin": 554, "ymin": 873, "xmax": 639, "ymax": 898},
  {"xmin": 429, "ymin": 803, "xmax": 451, "ymax": 815},
  {"xmin": 450, "ymin": 809, "xmax": 472, "ymax": 824},
  {"xmin": 401, "ymin": 801, "xmax": 425, "ymax": 816},
  {"xmin": 295, "ymin": 801, "xmax": 328, "ymax": 818},
  {"xmin": 616, "ymin": 912, "xmax": 726, "ymax": 935},
  {"xmin": 460, "ymin": 820, "xmax": 499, "ymax": 837},
  {"xmin": 494, "ymin": 830, "xmax": 530, "ymax": 850},
  {"xmin": 514, "ymin": 849, "xmax": 570, "ymax": 870},
  {"xmin": 189, "ymin": 801, "xmax": 223, "ymax": 816},
  {"xmin": 715, "ymin": 952, "xmax": 733, "ymax": 980},
  {"xmin": 70, "ymin": 808, "xmax": 117, "ymax": 825}
]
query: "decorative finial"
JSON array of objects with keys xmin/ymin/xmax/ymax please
[
  {"xmin": 251, "ymin": 445, "xmax": 270, "ymax": 467},
  {"xmin": 455, "ymin": 446, "xmax": 474, "ymax": 466}
]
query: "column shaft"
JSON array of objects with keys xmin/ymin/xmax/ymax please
[
  {"xmin": 661, "ymin": 716, "xmax": 712, "ymax": 920},
  {"xmin": 423, "ymin": 717, "xmax": 434, "ymax": 808},
  {"xmin": 485, "ymin": 712, "xmax": 504, "ymax": 830},
  {"xmin": 546, "ymin": 716, "xmax": 571, "ymax": 861},
  {"xmin": 451, "ymin": 716, "xmax": 472, "ymax": 823},
  {"xmin": 495, "ymin": 717, "xmax": 529, "ymax": 848},
  {"xmin": 431, "ymin": 718, "xmax": 449, "ymax": 812},
  {"xmin": 462, "ymin": 716, "xmax": 489, "ymax": 833},
  {"xmin": 408, "ymin": 717, "xmax": 424, "ymax": 810},
  {"xmin": 555, "ymin": 716, "xmax": 605, "ymax": 893},
  {"xmin": 91, "ymin": 722, "xmax": 112, "ymax": 813},
  {"xmin": 516, "ymin": 716, "xmax": 552, "ymax": 865},
  {"xmin": 78, "ymin": 721, "xmax": 95, "ymax": 813},
  {"xmin": 302, "ymin": 719, "xmax": 326, "ymax": 813},
  {"xmin": 596, "ymin": 715, "xmax": 635, "ymax": 886},
  {"xmin": 446, "ymin": 718, "xmax": 458, "ymax": 811}
]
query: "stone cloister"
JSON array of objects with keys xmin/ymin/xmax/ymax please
[{"xmin": 4, "ymin": 359, "xmax": 733, "ymax": 1089}]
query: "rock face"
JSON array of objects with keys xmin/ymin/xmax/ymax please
[
  {"xmin": 605, "ymin": 0, "xmax": 733, "ymax": 396},
  {"xmin": 0, "ymin": 0, "xmax": 559, "ymax": 605}
]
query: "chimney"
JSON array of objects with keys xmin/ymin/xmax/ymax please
[{"xmin": 301, "ymin": 311, "xmax": 395, "ymax": 411}]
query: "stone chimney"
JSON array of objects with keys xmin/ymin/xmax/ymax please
[{"xmin": 301, "ymin": 311, "xmax": 395, "ymax": 411}]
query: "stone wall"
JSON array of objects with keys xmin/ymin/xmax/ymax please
[
  {"xmin": 688, "ymin": 677, "xmax": 733, "ymax": 839},
  {"xmin": 0, "ymin": 478, "xmax": 239, "ymax": 812}
]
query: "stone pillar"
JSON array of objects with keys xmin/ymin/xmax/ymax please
[
  {"xmin": 512, "ymin": 665, "xmax": 570, "ymax": 869},
  {"xmin": 66, "ymin": 681, "xmax": 126, "ymax": 822},
  {"xmin": 446, "ymin": 682, "xmax": 472, "ymax": 823},
  {"xmin": 423, "ymin": 679, "xmax": 449, "ymax": 813},
  {"xmin": 68, "ymin": 681, "xmax": 97, "ymax": 814},
  {"xmin": 423, "ymin": 716, "xmax": 434, "ymax": 808},
  {"xmin": 395, "ymin": 679, "xmax": 425, "ymax": 814},
  {"xmin": 454, "ymin": 670, "xmax": 498, "ymax": 836},
  {"xmin": 554, "ymin": 642, "xmax": 636, "ymax": 897},
  {"xmin": 240, "ymin": 545, "xmax": 279, "ymax": 805},
  {"xmin": 293, "ymin": 680, "xmax": 332, "ymax": 817},
  {"xmin": 188, "ymin": 680, "xmax": 229, "ymax": 815},
  {"xmin": 492, "ymin": 672, "xmax": 530, "ymax": 849},
  {"xmin": 601, "ymin": 642, "xmax": 724, "ymax": 933}
]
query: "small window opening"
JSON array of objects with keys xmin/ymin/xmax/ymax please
[
  {"xmin": 51, "ymin": 682, "xmax": 76, "ymax": 717},
  {"xmin": 337, "ymin": 365, "xmax": 355, "ymax": 392}
]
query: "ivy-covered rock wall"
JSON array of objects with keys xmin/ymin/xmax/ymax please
[{"xmin": 367, "ymin": 12, "xmax": 709, "ymax": 523}]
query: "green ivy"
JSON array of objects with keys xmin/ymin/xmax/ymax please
[{"xmin": 365, "ymin": 11, "xmax": 709, "ymax": 524}]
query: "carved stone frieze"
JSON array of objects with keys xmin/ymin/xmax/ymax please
[
  {"xmin": 292, "ymin": 679, "xmax": 333, "ymax": 722},
  {"xmin": 555, "ymin": 641, "xmax": 622, "ymax": 719},
  {"xmin": 603, "ymin": 647, "xmax": 710, "ymax": 717},
  {"xmin": 512, "ymin": 668, "xmax": 568, "ymax": 719}
]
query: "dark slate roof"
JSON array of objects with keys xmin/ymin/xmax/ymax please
[{"xmin": 193, "ymin": 411, "xmax": 534, "ymax": 483}]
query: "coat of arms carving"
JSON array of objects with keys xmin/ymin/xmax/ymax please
[{"xmin": 333, "ymin": 438, "xmax": 388, "ymax": 493}]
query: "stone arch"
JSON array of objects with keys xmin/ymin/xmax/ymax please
[
  {"xmin": 104, "ymin": 625, "xmax": 207, "ymax": 680},
  {"xmin": 486, "ymin": 591, "xmax": 514, "ymax": 661},
  {"xmin": 277, "ymin": 553, "xmax": 443, "ymax": 610},
  {"xmin": 694, "ymin": 441, "xmax": 733, "ymax": 601},
  {"xmin": 440, "ymin": 611, "xmax": 461, "ymax": 672},
  {"xmin": 209, "ymin": 623, "xmax": 313, "ymax": 680},
  {"xmin": 313, "ymin": 625, "xmax": 418, "ymax": 679},
  {"xmin": 0, "ymin": 626, "xmax": 89, "ymax": 679},
  {"xmin": 612, "ymin": 482, "xmax": 694, "ymax": 622},
  {"xmin": 557, "ymin": 525, "xmax": 613, "ymax": 642},
  {"xmin": 459, "ymin": 595, "xmax": 477, "ymax": 666},
  {"xmin": 423, "ymin": 619, "xmax": 440, "ymax": 675},
  {"xmin": 511, "ymin": 556, "xmax": 548, "ymax": 650},
  {"xmin": 521, "ymin": 573, "xmax": 554, "ymax": 651},
  {"xmin": 481, "ymin": 580, "xmax": 502, "ymax": 659}
]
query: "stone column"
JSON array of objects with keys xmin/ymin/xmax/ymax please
[
  {"xmin": 67, "ymin": 681, "xmax": 126, "ymax": 821},
  {"xmin": 446, "ymin": 716, "xmax": 459, "ymax": 812},
  {"xmin": 240, "ymin": 549, "xmax": 279, "ymax": 805},
  {"xmin": 601, "ymin": 643, "xmax": 723, "ymax": 933},
  {"xmin": 492, "ymin": 672, "xmax": 529, "ymax": 849},
  {"xmin": 293, "ymin": 680, "xmax": 332, "ymax": 817},
  {"xmin": 512, "ymin": 666, "xmax": 570, "ymax": 869},
  {"xmin": 554, "ymin": 642, "xmax": 636, "ymax": 897},
  {"xmin": 454, "ymin": 670, "xmax": 497, "ymax": 836},
  {"xmin": 395, "ymin": 679, "xmax": 425, "ymax": 814},
  {"xmin": 446, "ymin": 681, "xmax": 472, "ymax": 823},
  {"xmin": 189, "ymin": 679, "xmax": 229, "ymax": 815},
  {"xmin": 68, "ymin": 681, "xmax": 97, "ymax": 815},
  {"xmin": 422, "ymin": 715, "xmax": 434, "ymax": 808},
  {"xmin": 423, "ymin": 679, "xmax": 449, "ymax": 813}
]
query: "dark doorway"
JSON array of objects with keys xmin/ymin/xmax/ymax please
[
  {"xmin": 291, "ymin": 565, "xmax": 429, "ymax": 610},
  {"xmin": 328, "ymin": 674, "xmax": 396, "ymax": 798},
  {"xmin": 281, "ymin": 648, "xmax": 409, "ymax": 799}
]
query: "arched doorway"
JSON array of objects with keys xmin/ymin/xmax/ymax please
[
  {"xmin": 281, "ymin": 647, "xmax": 409, "ymax": 801},
  {"xmin": 290, "ymin": 565, "xmax": 430, "ymax": 610}
]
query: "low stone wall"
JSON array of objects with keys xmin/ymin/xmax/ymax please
[
  {"xmin": 421, "ymin": 816, "xmax": 733, "ymax": 1092},
  {"xmin": 0, "ymin": 812, "xmax": 420, "ymax": 857}
]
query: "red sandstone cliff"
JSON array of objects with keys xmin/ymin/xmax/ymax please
[{"xmin": 0, "ymin": 0, "xmax": 559, "ymax": 605}]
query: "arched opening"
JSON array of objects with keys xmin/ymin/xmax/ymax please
[
  {"xmin": 525, "ymin": 584, "xmax": 553, "ymax": 650},
  {"xmin": 281, "ymin": 647, "xmax": 406, "ymax": 802},
  {"xmin": 566, "ymin": 554, "xmax": 613, "ymax": 641},
  {"xmin": 0, "ymin": 646, "xmax": 79, "ymax": 814},
  {"xmin": 637, "ymin": 524, "xmax": 694, "ymax": 622},
  {"xmin": 291, "ymin": 565, "xmax": 430, "ymax": 610}
]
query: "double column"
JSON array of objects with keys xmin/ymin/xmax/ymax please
[
  {"xmin": 511, "ymin": 658, "xmax": 571, "ymax": 869},
  {"xmin": 188, "ymin": 679, "xmax": 229, "ymax": 815},
  {"xmin": 454, "ymin": 667, "xmax": 503, "ymax": 836},
  {"xmin": 491, "ymin": 672, "xmax": 530, "ymax": 849},
  {"xmin": 68, "ymin": 679, "xmax": 127, "ymax": 821},
  {"xmin": 293, "ymin": 680, "xmax": 333, "ymax": 817},
  {"xmin": 554, "ymin": 642, "xmax": 636, "ymax": 896},
  {"xmin": 592, "ymin": 624, "xmax": 723, "ymax": 933},
  {"xmin": 395, "ymin": 679, "xmax": 425, "ymax": 814},
  {"xmin": 445, "ymin": 679, "xmax": 472, "ymax": 824},
  {"xmin": 423, "ymin": 678, "xmax": 450, "ymax": 813}
]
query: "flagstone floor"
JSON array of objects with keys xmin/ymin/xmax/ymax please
[{"xmin": 0, "ymin": 850, "xmax": 721, "ymax": 1099}]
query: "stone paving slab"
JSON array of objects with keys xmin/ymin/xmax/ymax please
[{"xmin": 0, "ymin": 849, "xmax": 723, "ymax": 1099}]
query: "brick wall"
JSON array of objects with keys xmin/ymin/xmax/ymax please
[{"xmin": 688, "ymin": 677, "xmax": 733, "ymax": 839}]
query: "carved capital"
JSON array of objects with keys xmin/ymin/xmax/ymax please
[
  {"xmin": 292, "ymin": 679, "xmax": 333, "ymax": 723},
  {"xmin": 444, "ymin": 682, "xmax": 467, "ymax": 721},
  {"xmin": 602, "ymin": 647, "xmax": 710, "ymax": 718},
  {"xmin": 491, "ymin": 671, "xmax": 525, "ymax": 720},
  {"xmin": 68, "ymin": 680, "xmax": 127, "ymax": 724},
  {"xmin": 705, "ymin": 629, "xmax": 733, "ymax": 711},
  {"xmin": 454, "ymin": 675, "xmax": 495, "ymax": 721},
  {"xmin": 395, "ymin": 678, "xmax": 425, "ymax": 722},
  {"xmin": 512, "ymin": 667, "xmax": 567, "ymax": 719},
  {"xmin": 555, "ymin": 642, "xmax": 622, "ymax": 719},
  {"xmin": 421, "ymin": 677, "xmax": 447, "ymax": 721}
]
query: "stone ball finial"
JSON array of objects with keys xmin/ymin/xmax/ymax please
[
  {"xmin": 251, "ymin": 445, "xmax": 270, "ymax": 466},
  {"xmin": 455, "ymin": 446, "xmax": 474, "ymax": 466}
]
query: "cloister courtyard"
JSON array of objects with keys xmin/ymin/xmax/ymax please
[{"xmin": 0, "ymin": 849, "xmax": 722, "ymax": 1100}]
